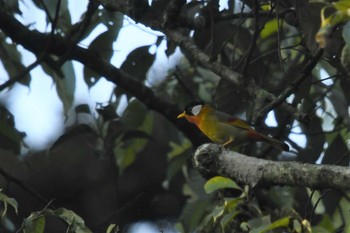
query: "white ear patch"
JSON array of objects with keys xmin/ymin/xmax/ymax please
[{"xmin": 191, "ymin": 105, "xmax": 202, "ymax": 116}]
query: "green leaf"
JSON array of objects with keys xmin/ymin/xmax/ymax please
[
  {"xmin": 204, "ymin": 176, "xmax": 242, "ymax": 194},
  {"xmin": 0, "ymin": 41, "xmax": 31, "ymax": 87},
  {"xmin": 0, "ymin": 191, "xmax": 18, "ymax": 219},
  {"xmin": 333, "ymin": 0, "xmax": 350, "ymax": 12},
  {"xmin": 341, "ymin": 44, "xmax": 350, "ymax": 72},
  {"xmin": 343, "ymin": 21, "xmax": 350, "ymax": 47},
  {"xmin": 212, "ymin": 205, "xmax": 225, "ymax": 223},
  {"xmin": 55, "ymin": 61, "xmax": 76, "ymax": 117},
  {"xmin": 50, "ymin": 208, "xmax": 92, "ymax": 233},
  {"xmin": 259, "ymin": 216, "xmax": 291, "ymax": 233},
  {"xmin": 106, "ymin": 224, "xmax": 118, "ymax": 233},
  {"xmin": 260, "ymin": 19, "xmax": 279, "ymax": 39},
  {"xmin": 114, "ymin": 100, "xmax": 154, "ymax": 172},
  {"xmin": 33, "ymin": 0, "xmax": 72, "ymax": 33},
  {"xmin": 114, "ymin": 116, "xmax": 152, "ymax": 172},
  {"xmin": 23, "ymin": 215, "xmax": 46, "ymax": 233},
  {"xmin": 220, "ymin": 211, "xmax": 240, "ymax": 231},
  {"xmin": 179, "ymin": 199, "xmax": 212, "ymax": 233},
  {"xmin": 316, "ymin": 1, "xmax": 350, "ymax": 47},
  {"xmin": 317, "ymin": 214, "xmax": 336, "ymax": 232},
  {"xmin": 311, "ymin": 226, "xmax": 333, "ymax": 233},
  {"xmin": 167, "ymin": 139, "xmax": 192, "ymax": 160},
  {"xmin": 0, "ymin": 106, "xmax": 25, "ymax": 153},
  {"xmin": 225, "ymin": 197, "xmax": 244, "ymax": 212},
  {"xmin": 246, "ymin": 215, "xmax": 271, "ymax": 233},
  {"xmin": 174, "ymin": 222, "xmax": 185, "ymax": 233},
  {"xmin": 22, "ymin": 207, "xmax": 93, "ymax": 233}
]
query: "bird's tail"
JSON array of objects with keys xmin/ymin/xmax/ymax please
[{"xmin": 260, "ymin": 134, "xmax": 289, "ymax": 151}]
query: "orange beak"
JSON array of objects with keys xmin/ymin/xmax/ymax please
[{"xmin": 177, "ymin": 111, "xmax": 186, "ymax": 119}]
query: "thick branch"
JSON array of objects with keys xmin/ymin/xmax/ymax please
[
  {"xmin": 0, "ymin": 10, "xmax": 205, "ymax": 146},
  {"xmin": 194, "ymin": 144, "xmax": 350, "ymax": 190},
  {"xmin": 0, "ymin": 0, "xmax": 62, "ymax": 91}
]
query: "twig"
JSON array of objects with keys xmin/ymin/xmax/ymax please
[
  {"xmin": 56, "ymin": 1, "xmax": 99, "ymax": 67},
  {"xmin": 254, "ymin": 48, "xmax": 324, "ymax": 123},
  {"xmin": 309, "ymin": 189, "xmax": 331, "ymax": 223},
  {"xmin": 0, "ymin": 57, "xmax": 43, "ymax": 91},
  {"xmin": 304, "ymin": 189, "xmax": 315, "ymax": 220},
  {"xmin": 0, "ymin": 0, "xmax": 62, "ymax": 91},
  {"xmin": 334, "ymin": 151, "xmax": 350, "ymax": 166},
  {"xmin": 165, "ymin": 29, "xmax": 242, "ymax": 85},
  {"xmin": 218, "ymin": 8, "xmax": 295, "ymax": 22},
  {"xmin": 249, "ymin": 43, "xmax": 307, "ymax": 66},
  {"xmin": 212, "ymin": 13, "xmax": 250, "ymax": 61},
  {"xmin": 16, "ymin": 199, "xmax": 55, "ymax": 233}
]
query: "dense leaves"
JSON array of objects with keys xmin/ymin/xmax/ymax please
[{"xmin": 0, "ymin": 0, "xmax": 350, "ymax": 233}]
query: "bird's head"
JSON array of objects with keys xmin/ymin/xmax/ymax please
[{"xmin": 177, "ymin": 101, "xmax": 210, "ymax": 124}]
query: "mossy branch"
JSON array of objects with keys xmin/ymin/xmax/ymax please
[{"xmin": 194, "ymin": 144, "xmax": 350, "ymax": 190}]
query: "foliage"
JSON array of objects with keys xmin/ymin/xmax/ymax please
[
  {"xmin": 21, "ymin": 207, "xmax": 93, "ymax": 233},
  {"xmin": 0, "ymin": 0, "xmax": 350, "ymax": 232}
]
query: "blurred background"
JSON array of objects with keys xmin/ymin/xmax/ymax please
[{"xmin": 0, "ymin": 0, "xmax": 350, "ymax": 232}]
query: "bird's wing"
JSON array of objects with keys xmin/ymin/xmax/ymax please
[
  {"xmin": 215, "ymin": 111, "xmax": 253, "ymax": 130},
  {"xmin": 226, "ymin": 117, "xmax": 253, "ymax": 130}
]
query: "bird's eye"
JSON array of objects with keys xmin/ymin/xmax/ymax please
[{"xmin": 191, "ymin": 105, "xmax": 202, "ymax": 116}]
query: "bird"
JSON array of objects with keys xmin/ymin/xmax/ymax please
[{"xmin": 177, "ymin": 101, "xmax": 289, "ymax": 151}]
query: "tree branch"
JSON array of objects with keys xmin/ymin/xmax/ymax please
[
  {"xmin": 165, "ymin": 29, "xmax": 309, "ymax": 123},
  {"xmin": 0, "ymin": 10, "xmax": 205, "ymax": 146},
  {"xmin": 0, "ymin": 0, "xmax": 62, "ymax": 91},
  {"xmin": 97, "ymin": 0, "xmax": 309, "ymax": 123},
  {"xmin": 254, "ymin": 48, "xmax": 324, "ymax": 123},
  {"xmin": 194, "ymin": 144, "xmax": 350, "ymax": 190}
]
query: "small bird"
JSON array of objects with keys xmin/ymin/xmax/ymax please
[{"xmin": 177, "ymin": 102, "xmax": 289, "ymax": 151}]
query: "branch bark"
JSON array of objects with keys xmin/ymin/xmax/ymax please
[{"xmin": 194, "ymin": 144, "xmax": 350, "ymax": 190}]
